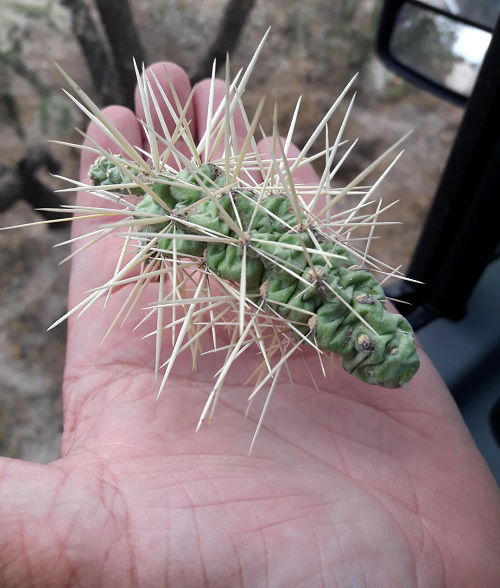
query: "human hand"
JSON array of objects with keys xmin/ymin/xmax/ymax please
[{"xmin": 1, "ymin": 62, "xmax": 499, "ymax": 587}]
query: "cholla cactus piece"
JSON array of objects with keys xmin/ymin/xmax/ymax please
[
  {"xmin": 2, "ymin": 31, "xmax": 420, "ymax": 448},
  {"xmin": 89, "ymin": 155, "xmax": 144, "ymax": 195},
  {"xmin": 93, "ymin": 158, "xmax": 419, "ymax": 389}
]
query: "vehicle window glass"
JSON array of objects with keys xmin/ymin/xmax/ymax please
[
  {"xmin": 390, "ymin": 3, "xmax": 492, "ymax": 96},
  {"xmin": 418, "ymin": 0, "xmax": 500, "ymax": 29}
]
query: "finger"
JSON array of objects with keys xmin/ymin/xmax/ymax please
[
  {"xmin": 257, "ymin": 136, "xmax": 319, "ymax": 187},
  {"xmin": 0, "ymin": 458, "xmax": 67, "ymax": 583},
  {"xmin": 70, "ymin": 106, "xmax": 142, "ymax": 304},
  {"xmin": 193, "ymin": 78, "xmax": 248, "ymax": 156},
  {"xmin": 134, "ymin": 62, "xmax": 194, "ymax": 167},
  {"xmin": 77, "ymin": 105, "xmax": 142, "ymax": 227},
  {"xmin": 193, "ymin": 78, "xmax": 261, "ymax": 183},
  {"xmin": 79, "ymin": 105, "xmax": 142, "ymax": 185}
]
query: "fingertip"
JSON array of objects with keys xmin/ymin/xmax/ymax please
[
  {"xmin": 134, "ymin": 61, "xmax": 194, "ymax": 141},
  {"xmin": 138, "ymin": 61, "xmax": 191, "ymax": 90},
  {"xmin": 193, "ymin": 78, "xmax": 221, "ymax": 134},
  {"xmin": 195, "ymin": 77, "xmax": 218, "ymax": 93},
  {"xmin": 134, "ymin": 61, "xmax": 191, "ymax": 107},
  {"xmin": 101, "ymin": 104, "xmax": 139, "ymax": 130},
  {"xmin": 194, "ymin": 77, "xmax": 253, "ymax": 165}
]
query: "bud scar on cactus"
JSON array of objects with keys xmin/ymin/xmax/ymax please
[{"xmin": 3, "ymin": 32, "xmax": 420, "ymax": 449}]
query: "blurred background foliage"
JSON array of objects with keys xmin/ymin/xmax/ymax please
[
  {"xmin": 0, "ymin": 1, "xmax": 75, "ymax": 140},
  {"xmin": 0, "ymin": 0, "xmax": 462, "ymax": 461}
]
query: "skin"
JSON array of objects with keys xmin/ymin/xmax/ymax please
[{"xmin": 0, "ymin": 63, "xmax": 499, "ymax": 587}]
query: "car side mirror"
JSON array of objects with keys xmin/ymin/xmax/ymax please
[{"xmin": 377, "ymin": 0, "xmax": 498, "ymax": 106}]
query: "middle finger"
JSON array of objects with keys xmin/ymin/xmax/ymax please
[
  {"xmin": 135, "ymin": 61, "xmax": 195, "ymax": 168},
  {"xmin": 193, "ymin": 78, "xmax": 262, "ymax": 184}
]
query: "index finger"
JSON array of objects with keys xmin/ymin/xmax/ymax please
[{"xmin": 69, "ymin": 106, "xmax": 143, "ymax": 308}]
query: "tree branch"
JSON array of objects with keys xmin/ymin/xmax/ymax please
[
  {"xmin": 61, "ymin": 0, "xmax": 121, "ymax": 106},
  {"xmin": 94, "ymin": 0, "xmax": 146, "ymax": 109},
  {"xmin": 191, "ymin": 0, "xmax": 257, "ymax": 84}
]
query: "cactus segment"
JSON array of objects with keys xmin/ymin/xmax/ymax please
[
  {"xmin": 171, "ymin": 163, "xmax": 226, "ymax": 205},
  {"xmin": 91, "ymin": 158, "xmax": 420, "ymax": 388},
  {"xmin": 88, "ymin": 155, "xmax": 144, "ymax": 195}
]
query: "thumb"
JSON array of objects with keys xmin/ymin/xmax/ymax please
[{"xmin": 0, "ymin": 457, "xmax": 69, "ymax": 583}]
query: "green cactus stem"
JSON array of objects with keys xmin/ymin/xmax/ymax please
[
  {"xmin": 90, "ymin": 158, "xmax": 420, "ymax": 388},
  {"xmin": 89, "ymin": 155, "xmax": 144, "ymax": 195}
]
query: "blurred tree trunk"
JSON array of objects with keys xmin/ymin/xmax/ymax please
[
  {"xmin": 191, "ymin": 0, "xmax": 257, "ymax": 84},
  {"xmin": 94, "ymin": 0, "xmax": 146, "ymax": 109},
  {"xmin": 339, "ymin": 0, "xmax": 362, "ymax": 23},
  {"xmin": 61, "ymin": 0, "xmax": 121, "ymax": 106},
  {"xmin": 0, "ymin": 147, "xmax": 69, "ymax": 225}
]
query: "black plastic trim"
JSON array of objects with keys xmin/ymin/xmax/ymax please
[{"xmin": 379, "ymin": 5, "xmax": 500, "ymax": 327}]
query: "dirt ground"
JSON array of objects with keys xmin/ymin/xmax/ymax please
[{"xmin": 0, "ymin": 0, "xmax": 462, "ymax": 462}]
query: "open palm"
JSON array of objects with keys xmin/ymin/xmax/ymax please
[{"xmin": 1, "ymin": 63, "xmax": 498, "ymax": 587}]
